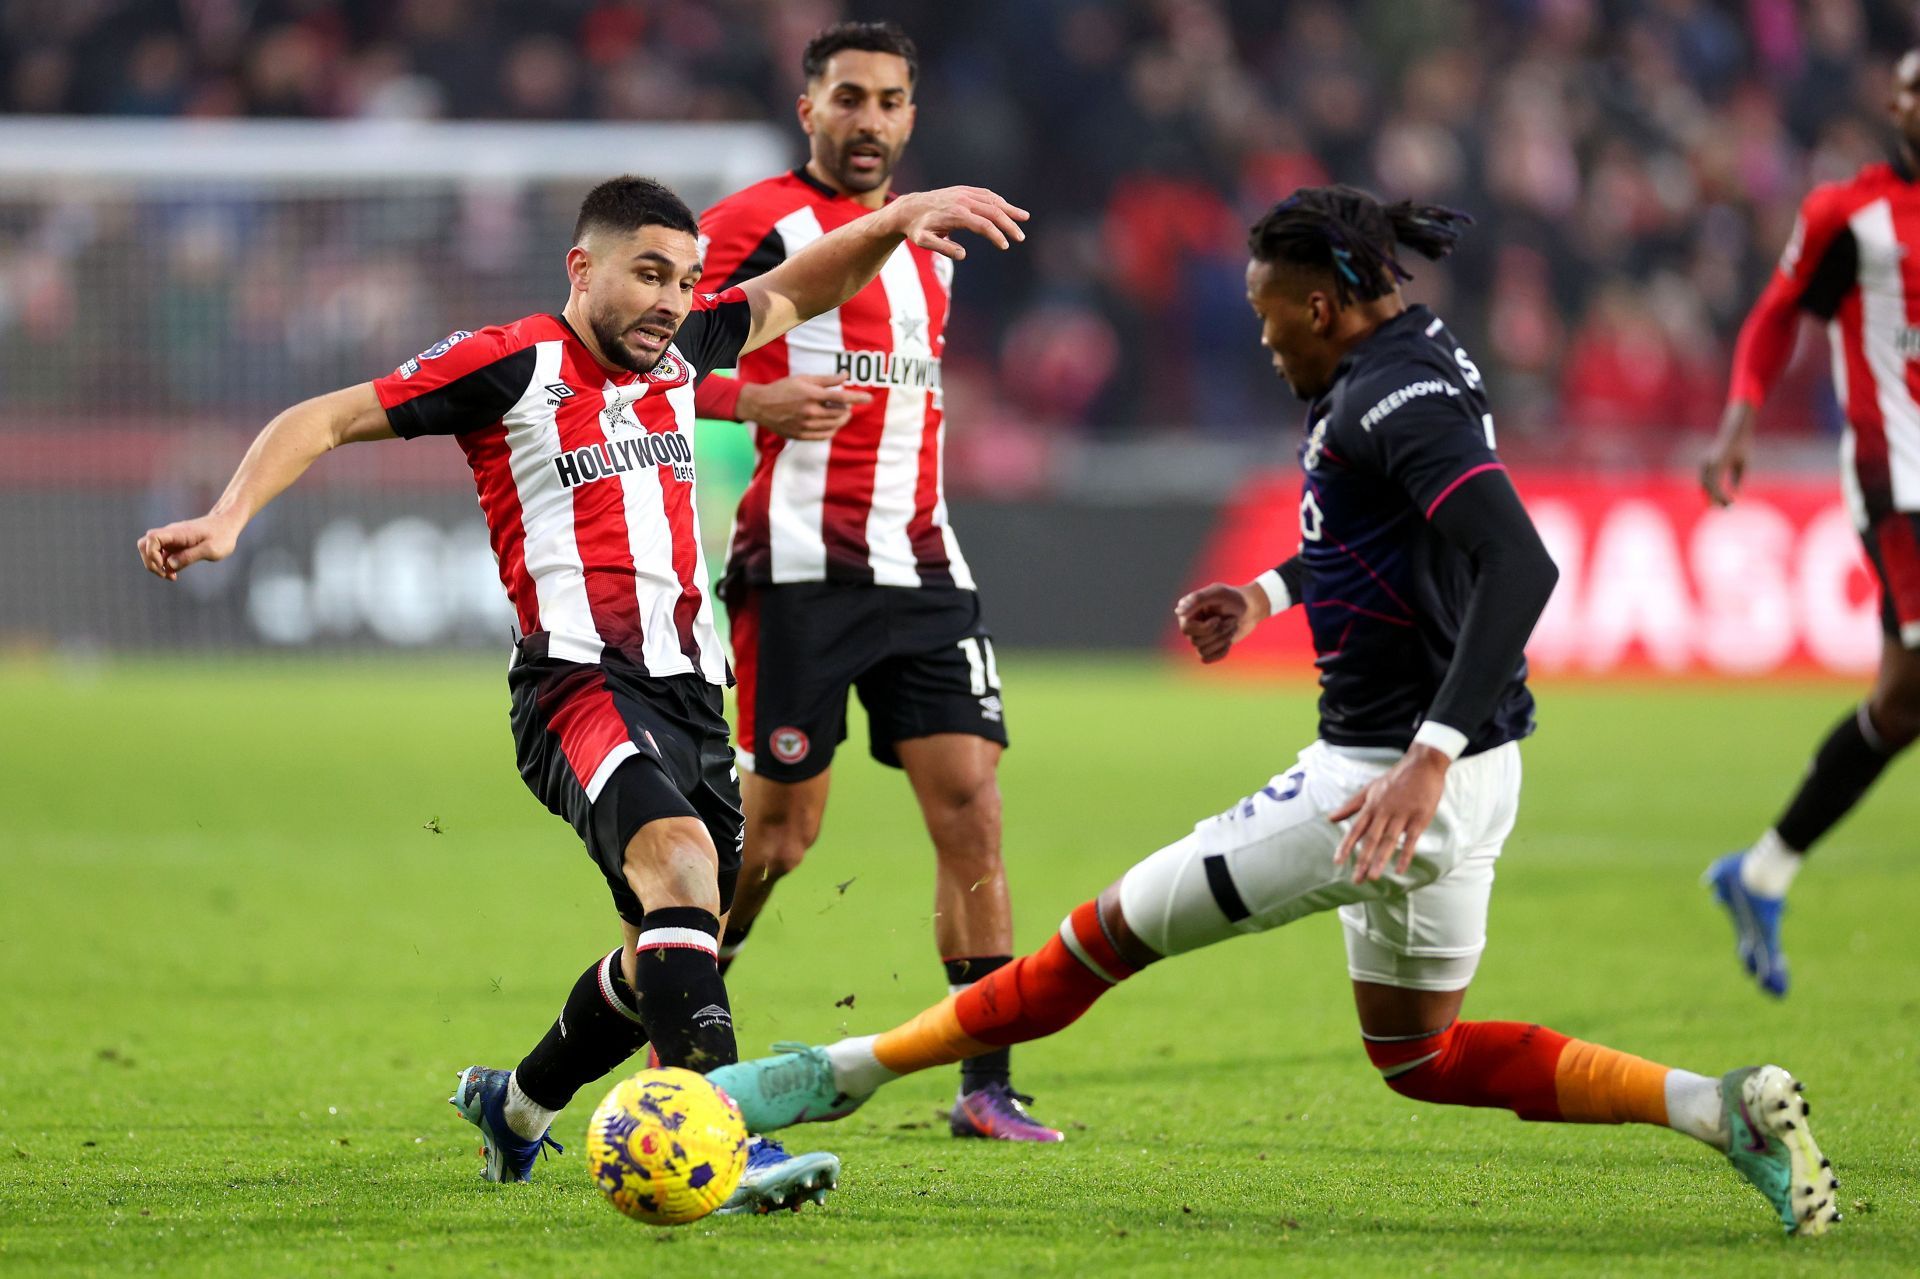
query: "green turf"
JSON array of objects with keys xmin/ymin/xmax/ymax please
[{"xmin": 1, "ymin": 655, "xmax": 1915, "ymax": 1276}]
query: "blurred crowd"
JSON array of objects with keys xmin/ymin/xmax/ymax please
[{"xmin": 4, "ymin": 0, "xmax": 1917, "ymax": 465}]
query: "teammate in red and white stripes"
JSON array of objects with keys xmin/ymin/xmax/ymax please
[
  {"xmin": 1700, "ymin": 48, "xmax": 1920, "ymax": 1000},
  {"xmin": 136, "ymin": 173, "xmax": 1027, "ymax": 1207},
  {"xmin": 690, "ymin": 21, "xmax": 1056, "ymax": 1142}
]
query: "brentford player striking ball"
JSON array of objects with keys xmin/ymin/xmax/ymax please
[
  {"xmin": 1700, "ymin": 47, "xmax": 1920, "ymax": 999},
  {"xmin": 136, "ymin": 173, "xmax": 1028, "ymax": 1210},
  {"xmin": 690, "ymin": 21, "xmax": 1055, "ymax": 1140}
]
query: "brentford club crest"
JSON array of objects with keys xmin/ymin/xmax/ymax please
[
  {"xmin": 769, "ymin": 726, "xmax": 810, "ymax": 764},
  {"xmin": 648, "ymin": 351, "xmax": 688, "ymax": 384}
]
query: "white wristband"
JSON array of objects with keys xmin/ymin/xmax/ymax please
[
  {"xmin": 1252, "ymin": 569, "xmax": 1292, "ymax": 615},
  {"xmin": 1412, "ymin": 721, "xmax": 1468, "ymax": 760}
]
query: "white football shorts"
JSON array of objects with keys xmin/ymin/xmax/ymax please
[{"xmin": 1116, "ymin": 738, "xmax": 1522, "ymax": 991}]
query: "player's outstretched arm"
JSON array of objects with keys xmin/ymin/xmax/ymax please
[
  {"xmin": 136, "ymin": 382, "xmax": 392, "ymax": 580},
  {"xmin": 734, "ymin": 187, "xmax": 1027, "ymax": 356},
  {"xmin": 1174, "ymin": 556, "xmax": 1304, "ymax": 663},
  {"xmin": 706, "ymin": 374, "xmax": 874, "ymax": 441}
]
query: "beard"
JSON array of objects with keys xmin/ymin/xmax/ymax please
[
  {"xmin": 823, "ymin": 132, "xmax": 899, "ymax": 194},
  {"xmin": 588, "ymin": 304, "xmax": 669, "ymax": 376}
]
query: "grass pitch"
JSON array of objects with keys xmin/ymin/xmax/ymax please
[{"xmin": 2, "ymin": 655, "xmax": 1916, "ymax": 1276}]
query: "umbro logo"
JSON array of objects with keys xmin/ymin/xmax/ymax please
[
  {"xmin": 691, "ymin": 1004, "xmax": 733, "ymax": 1029},
  {"xmin": 544, "ymin": 383, "xmax": 575, "ymax": 398},
  {"xmin": 978, "ymin": 694, "xmax": 1004, "ymax": 723}
]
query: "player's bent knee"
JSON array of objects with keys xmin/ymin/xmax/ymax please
[
  {"xmin": 926, "ymin": 776, "xmax": 1002, "ymax": 836},
  {"xmin": 1097, "ymin": 882, "xmax": 1164, "ymax": 971},
  {"xmin": 751, "ymin": 826, "xmax": 813, "ymax": 880},
  {"xmin": 1867, "ymin": 693, "xmax": 1920, "ymax": 750},
  {"xmin": 621, "ymin": 817, "xmax": 721, "ymax": 914}
]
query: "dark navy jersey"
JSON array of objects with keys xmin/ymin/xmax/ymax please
[{"xmin": 1294, "ymin": 304, "xmax": 1536, "ymax": 755}]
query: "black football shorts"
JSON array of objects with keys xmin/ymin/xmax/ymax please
[
  {"xmin": 508, "ymin": 653, "xmax": 743, "ymax": 925},
  {"xmin": 728, "ymin": 582, "xmax": 1009, "ymax": 782}
]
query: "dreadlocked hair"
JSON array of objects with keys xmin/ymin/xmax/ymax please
[{"xmin": 1248, "ymin": 185, "xmax": 1472, "ymax": 305}]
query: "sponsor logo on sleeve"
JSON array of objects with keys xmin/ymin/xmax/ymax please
[
  {"xmin": 395, "ymin": 358, "xmax": 420, "ymax": 379},
  {"xmin": 419, "ymin": 330, "xmax": 473, "ymax": 361},
  {"xmin": 1359, "ymin": 379, "xmax": 1460, "ymax": 431}
]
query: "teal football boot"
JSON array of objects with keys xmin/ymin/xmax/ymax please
[
  {"xmin": 708, "ymin": 1042, "xmax": 869, "ymax": 1135},
  {"xmin": 1721, "ymin": 1064, "xmax": 1839, "ymax": 1236}
]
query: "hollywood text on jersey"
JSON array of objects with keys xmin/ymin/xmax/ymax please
[
  {"xmin": 552, "ymin": 430, "xmax": 695, "ymax": 489},
  {"xmin": 832, "ymin": 349, "xmax": 941, "ymax": 390}
]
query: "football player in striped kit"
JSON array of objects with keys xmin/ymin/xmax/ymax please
[
  {"xmin": 690, "ymin": 21, "xmax": 1058, "ymax": 1141},
  {"xmin": 136, "ymin": 173, "xmax": 1027, "ymax": 1211},
  {"xmin": 1701, "ymin": 47, "xmax": 1920, "ymax": 999}
]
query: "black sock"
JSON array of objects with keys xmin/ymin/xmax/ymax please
[
  {"xmin": 717, "ymin": 921, "xmax": 752, "ymax": 979},
  {"xmin": 946, "ymin": 955, "xmax": 1013, "ymax": 1093},
  {"xmin": 1774, "ymin": 705, "xmax": 1899, "ymax": 852},
  {"xmin": 513, "ymin": 948, "xmax": 650, "ymax": 1112},
  {"xmin": 634, "ymin": 907, "xmax": 737, "ymax": 1071}
]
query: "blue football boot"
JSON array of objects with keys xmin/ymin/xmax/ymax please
[
  {"xmin": 449, "ymin": 1066, "xmax": 563, "ymax": 1183},
  {"xmin": 715, "ymin": 1135, "xmax": 840, "ymax": 1214},
  {"xmin": 1705, "ymin": 851, "xmax": 1789, "ymax": 997}
]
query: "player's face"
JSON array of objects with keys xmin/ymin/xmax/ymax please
[
  {"xmin": 570, "ymin": 226, "xmax": 703, "ymax": 375},
  {"xmin": 1247, "ymin": 259, "xmax": 1338, "ymax": 400},
  {"xmin": 1892, "ymin": 51, "xmax": 1920, "ymax": 149},
  {"xmin": 799, "ymin": 51, "xmax": 916, "ymax": 196}
]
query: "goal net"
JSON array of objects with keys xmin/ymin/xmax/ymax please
[{"xmin": 0, "ymin": 117, "xmax": 785, "ymax": 655}]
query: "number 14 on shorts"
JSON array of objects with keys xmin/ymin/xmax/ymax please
[{"xmin": 958, "ymin": 636, "xmax": 1000, "ymax": 696}]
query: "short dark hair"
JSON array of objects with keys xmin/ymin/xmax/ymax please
[
  {"xmin": 572, "ymin": 176, "xmax": 698, "ymax": 247},
  {"xmin": 1249, "ymin": 185, "xmax": 1471, "ymax": 305},
  {"xmin": 802, "ymin": 20, "xmax": 918, "ymax": 85}
]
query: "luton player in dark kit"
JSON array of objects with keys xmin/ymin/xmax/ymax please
[
  {"xmin": 136, "ymin": 173, "xmax": 1028, "ymax": 1213},
  {"xmin": 707, "ymin": 187, "xmax": 1843, "ymax": 1238},
  {"xmin": 692, "ymin": 21, "xmax": 1056, "ymax": 1140}
]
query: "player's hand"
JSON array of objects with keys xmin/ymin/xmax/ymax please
[
  {"xmin": 1330, "ymin": 745, "xmax": 1450, "ymax": 884},
  {"xmin": 1700, "ymin": 401, "xmax": 1757, "ymax": 507},
  {"xmin": 137, "ymin": 513, "xmax": 241, "ymax": 581},
  {"xmin": 739, "ymin": 375, "xmax": 873, "ymax": 440},
  {"xmin": 1174, "ymin": 582, "xmax": 1269, "ymax": 663},
  {"xmin": 887, "ymin": 186, "xmax": 1029, "ymax": 261}
]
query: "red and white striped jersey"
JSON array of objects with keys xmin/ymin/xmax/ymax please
[
  {"xmin": 1737, "ymin": 160, "xmax": 1920, "ymax": 525},
  {"xmin": 700, "ymin": 169, "xmax": 973, "ymax": 590},
  {"xmin": 372, "ymin": 295, "xmax": 750, "ymax": 682}
]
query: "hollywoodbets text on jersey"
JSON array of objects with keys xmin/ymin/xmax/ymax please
[{"xmin": 552, "ymin": 432, "xmax": 695, "ymax": 489}]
